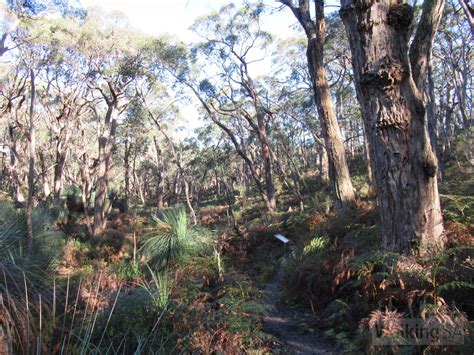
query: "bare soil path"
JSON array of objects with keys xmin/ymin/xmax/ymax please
[{"xmin": 262, "ymin": 257, "xmax": 339, "ymax": 354}]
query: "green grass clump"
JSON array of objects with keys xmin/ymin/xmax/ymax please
[{"xmin": 141, "ymin": 205, "xmax": 211, "ymax": 269}]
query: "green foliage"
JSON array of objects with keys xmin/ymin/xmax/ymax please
[
  {"xmin": 109, "ymin": 260, "xmax": 142, "ymax": 281},
  {"xmin": 65, "ymin": 184, "xmax": 85, "ymax": 211},
  {"xmin": 141, "ymin": 264, "xmax": 172, "ymax": 309},
  {"xmin": 440, "ymin": 129, "xmax": 474, "ymax": 223},
  {"xmin": 302, "ymin": 236, "xmax": 329, "ymax": 256},
  {"xmin": 0, "ymin": 202, "xmax": 64, "ymax": 352},
  {"xmin": 350, "ymin": 251, "xmax": 399, "ymax": 277},
  {"xmin": 437, "ymin": 280, "xmax": 474, "ymax": 293},
  {"xmin": 141, "ymin": 205, "xmax": 211, "ymax": 269},
  {"xmin": 0, "ymin": 201, "xmax": 63, "ymax": 272},
  {"xmin": 440, "ymin": 194, "xmax": 474, "ymax": 224},
  {"xmin": 217, "ymin": 279, "xmax": 268, "ymax": 340}
]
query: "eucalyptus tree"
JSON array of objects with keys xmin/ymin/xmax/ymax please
[
  {"xmin": 77, "ymin": 11, "xmax": 148, "ymax": 236},
  {"xmin": 0, "ymin": 61, "xmax": 28, "ymax": 205},
  {"xmin": 278, "ymin": 0, "xmax": 356, "ymax": 211},
  {"xmin": 340, "ymin": 0, "xmax": 446, "ymax": 254},
  {"xmin": 0, "ymin": 16, "xmax": 62, "ymax": 250},
  {"xmin": 30, "ymin": 17, "xmax": 93, "ymax": 204},
  {"xmin": 189, "ymin": 3, "xmax": 278, "ymax": 212}
]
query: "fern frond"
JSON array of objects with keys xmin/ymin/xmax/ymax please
[{"xmin": 438, "ymin": 281, "xmax": 474, "ymax": 293}]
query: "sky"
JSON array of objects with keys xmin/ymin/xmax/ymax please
[{"xmin": 79, "ymin": 0, "xmax": 300, "ymax": 42}]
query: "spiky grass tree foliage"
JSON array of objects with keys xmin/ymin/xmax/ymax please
[
  {"xmin": 0, "ymin": 202, "xmax": 63, "ymax": 353},
  {"xmin": 141, "ymin": 205, "xmax": 210, "ymax": 269}
]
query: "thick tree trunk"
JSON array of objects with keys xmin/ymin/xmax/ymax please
[
  {"xmin": 340, "ymin": 0, "xmax": 445, "ymax": 254},
  {"xmin": 93, "ymin": 104, "xmax": 118, "ymax": 237},
  {"xmin": 308, "ymin": 2, "xmax": 355, "ymax": 211}
]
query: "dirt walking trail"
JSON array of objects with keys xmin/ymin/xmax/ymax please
[{"xmin": 262, "ymin": 257, "xmax": 338, "ymax": 354}]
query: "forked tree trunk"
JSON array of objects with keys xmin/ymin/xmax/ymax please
[{"xmin": 340, "ymin": 0, "xmax": 445, "ymax": 254}]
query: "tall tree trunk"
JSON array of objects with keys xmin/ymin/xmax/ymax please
[
  {"xmin": 153, "ymin": 136, "xmax": 165, "ymax": 210},
  {"xmin": 363, "ymin": 128, "xmax": 376, "ymax": 195},
  {"xmin": 93, "ymin": 103, "xmax": 118, "ymax": 237},
  {"xmin": 426, "ymin": 63, "xmax": 443, "ymax": 179},
  {"xmin": 124, "ymin": 138, "xmax": 131, "ymax": 211},
  {"xmin": 53, "ymin": 125, "xmax": 69, "ymax": 204},
  {"xmin": 319, "ymin": 144, "xmax": 329, "ymax": 181},
  {"xmin": 134, "ymin": 170, "xmax": 146, "ymax": 205},
  {"xmin": 26, "ymin": 69, "xmax": 35, "ymax": 255},
  {"xmin": 340, "ymin": 0, "xmax": 445, "ymax": 254},
  {"xmin": 280, "ymin": 0, "xmax": 356, "ymax": 211},
  {"xmin": 38, "ymin": 148, "xmax": 51, "ymax": 199},
  {"xmin": 257, "ymin": 112, "xmax": 277, "ymax": 211},
  {"xmin": 183, "ymin": 178, "xmax": 197, "ymax": 225},
  {"xmin": 80, "ymin": 151, "xmax": 93, "ymax": 235},
  {"xmin": 6, "ymin": 123, "xmax": 25, "ymax": 205}
]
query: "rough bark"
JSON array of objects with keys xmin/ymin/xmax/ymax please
[
  {"xmin": 340, "ymin": 0, "xmax": 445, "ymax": 254},
  {"xmin": 280, "ymin": 0, "xmax": 356, "ymax": 211},
  {"xmin": 93, "ymin": 102, "xmax": 118, "ymax": 237}
]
